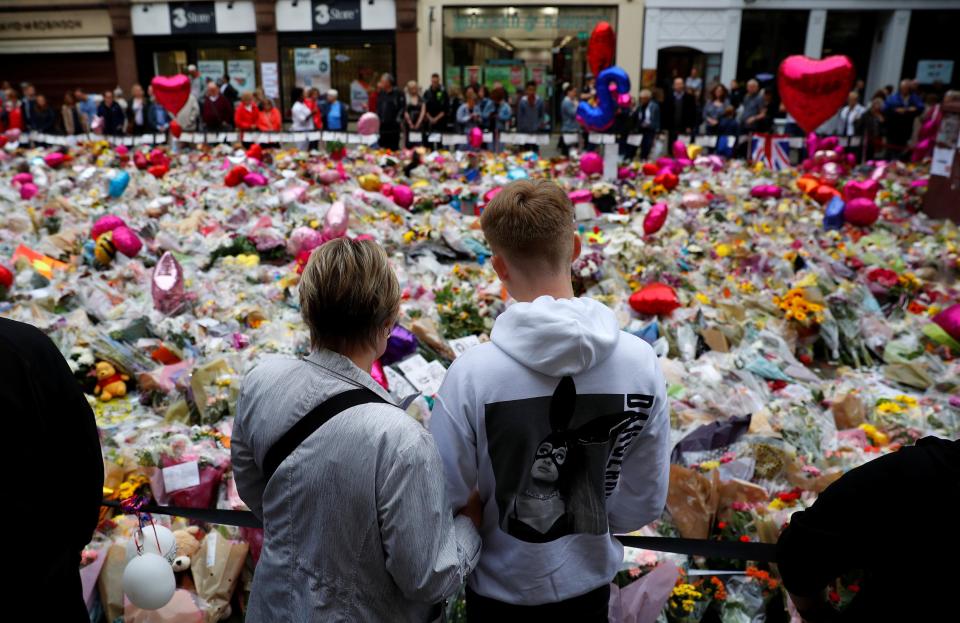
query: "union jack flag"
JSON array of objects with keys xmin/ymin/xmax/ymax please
[{"xmin": 750, "ymin": 133, "xmax": 792, "ymax": 170}]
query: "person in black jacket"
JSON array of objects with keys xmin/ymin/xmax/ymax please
[
  {"xmin": 28, "ymin": 93, "xmax": 57, "ymax": 133},
  {"xmin": 777, "ymin": 436, "xmax": 959, "ymax": 623},
  {"xmin": 376, "ymin": 73, "xmax": 404, "ymax": 151},
  {"xmin": 661, "ymin": 77, "xmax": 697, "ymax": 145},
  {"xmin": 2, "ymin": 318, "xmax": 103, "ymax": 621},
  {"xmin": 98, "ymin": 90, "xmax": 126, "ymax": 135}
]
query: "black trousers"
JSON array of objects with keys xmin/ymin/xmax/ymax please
[
  {"xmin": 466, "ymin": 584, "xmax": 609, "ymax": 622},
  {"xmin": 380, "ymin": 130, "xmax": 401, "ymax": 151}
]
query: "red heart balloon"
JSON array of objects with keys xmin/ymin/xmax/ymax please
[
  {"xmin": 654, "ymin": 171, "xmax": 679, "ymax": 191},
  {"xmin": 586, "ymin": 21, "xmax": 616, "ymax": 77},
  {"xmin": 148, "ymin": 164, "xmax": 169, "ymax": 179},
  {"xmin": 813, "ymin": 184, "xmax": 840, "ymax": 205},
  {"xmin": 778, "ymin": 55, "xmax": 855, "ymax": 134},
  {"xmin": 629, "ymin": 283, "xmax": 681, "ymax": 316},
  {"xmin": 151, "ymin": 75, "xmax": 191, "ymax": 116},
  {"xmin": 225, "ymin": 165, "xmax": 249, "ymax": 187}
]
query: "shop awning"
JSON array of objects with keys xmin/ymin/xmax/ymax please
[{"xmin": 0, "ymin": 36, "xmax": 110, "ymax": 54}]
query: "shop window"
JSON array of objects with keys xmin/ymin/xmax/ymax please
[
  {"xmin": 822, "ymin": 11, "xmax": 877, "ymax": 89},
  {"xmin": 737, "ymin": 10, "xmax": 808, "ymax": 83},
  {"xmin": 280, "ymin": 43, "xmax": 394, "ymax": 118},
  {"xmin": 902, "ymin": 10, "xmax": 960, "ymax": 91},
  {"xmin": 441, "ymin": 5, "xmax": 618, "ymax": 107}
]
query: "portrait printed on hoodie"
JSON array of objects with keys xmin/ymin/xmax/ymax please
[{"xmin": 484, "ymin": 376, "xmax": 653, "ymax": 543}]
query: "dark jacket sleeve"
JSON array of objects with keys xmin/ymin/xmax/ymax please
[{"xmin": 0, "ymin": 319, "xmax": 102, "ymax": 559}]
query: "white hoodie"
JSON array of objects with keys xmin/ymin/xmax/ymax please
[{"xmin": 431, "ymin": 295, "xmax": 670, "ymax": 606}]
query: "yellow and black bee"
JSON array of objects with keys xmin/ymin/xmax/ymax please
[{"xmin": 94, "ymin": 231, "xmax": 117, "ymax": 266}]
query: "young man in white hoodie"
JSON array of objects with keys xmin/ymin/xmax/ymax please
[{"xmin": 430, "ymin": 180, "xmax": 670, "ymax": 619}]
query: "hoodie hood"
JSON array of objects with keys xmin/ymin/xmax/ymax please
[{"xmin": 490, "ymin": 296, "xmax": 620, "ymax": 376}]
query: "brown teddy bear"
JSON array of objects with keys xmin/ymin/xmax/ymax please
[
  {"xmin": 172, "ymin": 525, "xmax": 202, "ymax": 572},
  {"xmin": 93, "ymin": 361, "xmax": 129, "ymax": 401}
]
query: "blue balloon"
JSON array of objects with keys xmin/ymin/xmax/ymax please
[
  {"xmin": 577, "ymin": 66, "xmax": 631, "ymax": 132},
  {"xmin": 824, "ymin": 195, "xmax": 845, "ymax": 230},
  {"xmin": 109, "ymin": 170, "xmax": 130, "ymax": 198}
]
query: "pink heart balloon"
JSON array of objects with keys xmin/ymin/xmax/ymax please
[
  {"xmin": 91, "ymin": 214, "xmax": 125, "ymax": 240},
  {"xmin": 750, "ymin": 184, "xmax": 782, "ymax": 199},
  {"xmin": 778, "ymin": 55, "xmax": 855, "ymax": 133},
  {"xmin": 322, "ymin": 201, "xmax": 349, "ymax": 240},
  {"xmin": 469, "ymin": 127, "xmax": 483, "ymax": 149},
  {"xmin": 392, "ymin": 184, "xmax": 414, "ymax": 209},
  {"xmin": 19, "ymin": 182, "xmax": 38, "ymax": 200},
  {"xmin": 44, "ymin": 152, "xmax": 66, "ymax": 168},
  {"xmin": 843, "ymin": 179, "xmax": 879, "ymax": 202},
  {"xmin": 568, "ymin": 189, "xmax": 593, "ymax": 204},
  {"xmin": 243, "ymin": 172, "xmax": 268, "ymax": 187},
  {"xmin": 672, "ymin": 140, "xmax": 687, "ymax": 160},
  {"xmin": 932, "ymin": 303, "xmax": 960, "ymax": 341},
  {"xmin": 357, "ymin": 112, "xmax": 380, "ymax": 136},
  {"xmin": 150, "ymin": 74, "xmax": 191, "ymax": 115},
  {"xmin": 844, "ymin": 197, "xmax": 879, "ymax": 227},
  {"xmin": 112, "ymin": 225, "xmax": 142, "ymax": 257},
  {"xmin": 643, "ymin": 203, "xmax": 669, "ymax": 235},
  {"xmin": 580, "ymin": 152, "xmax": 603, "ymax": 176}
]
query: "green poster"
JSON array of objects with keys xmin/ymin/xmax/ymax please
[
  {"xmin": 484, "ymin": 65, "xmax": 512, "ymax": 90},
  {"xmin": 445, "ymin": 66, "xmax": 462, "ymax": 91}
]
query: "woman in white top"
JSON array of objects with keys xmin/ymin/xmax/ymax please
[
  {"xmin": 290, "ymin": 87, "xmax": 314, "ymax": 151},
  {"xmin": 836, "ymin": 91, "xmax": 866, "ymax": 137}
]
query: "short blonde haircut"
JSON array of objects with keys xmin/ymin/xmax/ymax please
[
  {"xmin": 299, "ymin": 238, "xmax": 400, "ymax": 354},
  {"xmin": 480, "ymin": 179, "xmax": 575, "ymax": 273}
]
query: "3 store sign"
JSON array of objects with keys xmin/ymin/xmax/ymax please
[
  {"xmin": 169, "ymin": 2, "xmax": 216, "ymax": 34},
  {"xmin": 311, "ymin": 0, "xmax": 361, "ymax": 31}
]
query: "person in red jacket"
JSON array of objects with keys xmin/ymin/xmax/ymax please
[
  {"xmin": 257, "ymin": 98, "xmax": 282, "ymax": 132},
  {"xmin": 234, "ymin": 91, "xmax": 259, "ymax": 132},
  {"xmin": 306, "ymin": 87, "xmax": 323, "ymax": 132},
  {"xmin": 3, "ymin": 90, "xmax": 25, "ymax": 133},
  {"xmin": 200, "ymin": 81, "xmax": 234, "ymax": 131}
]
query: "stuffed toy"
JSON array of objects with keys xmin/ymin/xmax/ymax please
[
  {"xmin": 172, "ymin": 526, "xmax": 202, "ymax": 572},
  {"xmin": 94, "ymin": 361, "xmax": 129, "ymax": 401}
]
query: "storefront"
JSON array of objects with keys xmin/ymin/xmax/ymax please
[
  {"xmin": 419, "ymin": 1, "xmax": 644, "ymax": 103},
  {"xmin": 131, "ymin": 1, "xmax": 259, "ymax": 95},
  {"xmin": 0, "ymin": 8, "xmax": 117, "ymax": 107},
  {"xmin": 275, "ymin": 0, "xmax": 397, "ymax": 117},
  {"xmin": 642, "ymin": 0, "xmax": 960, "ymax": 103}
]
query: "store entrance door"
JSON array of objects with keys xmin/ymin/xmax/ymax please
[{"xmin": 656, "ymin": 46, "xmax": 706, "ymax": 97}]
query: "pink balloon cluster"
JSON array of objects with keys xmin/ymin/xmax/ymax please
[
  {"xmin": 382, "ymin": 183, "xmax": 414, "ymax": 209},
  {"xmin": 91, "ymin": 214, "xmax": 142, "ymax": 257},
  {"xmin": 11, "ymin": 172, "xmax": 37, "ymax": 200}
]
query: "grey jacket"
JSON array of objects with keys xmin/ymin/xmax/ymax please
[{"xmin": 232, "ymin": 349, "xmax": 481, "ymax": 622}]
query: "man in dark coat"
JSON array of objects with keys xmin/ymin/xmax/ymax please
[{"xmin": 661, "ymin": 77, "xmax": 697, "ymax": 145}]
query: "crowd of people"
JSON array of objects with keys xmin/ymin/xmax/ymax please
[
  {"xmin": 1, "ymin": 65, "xmax": 955, "ymax": 163},
  {"xmin": 615, "ymin": 71, "xmax": 954, "ymax": 163}
]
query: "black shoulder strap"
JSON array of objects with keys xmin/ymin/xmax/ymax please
[{"xmin": 262, "ymin": 387, "xmax": 388, "ymax": 482}]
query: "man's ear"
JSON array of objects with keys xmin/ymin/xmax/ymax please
[
  {"xmin": 571, "ymin": 233, "xmax": 582, "ymax": 263},
  {"xmin": 491, "ymin": 254, "xmax": 509, "ymax": 283}
]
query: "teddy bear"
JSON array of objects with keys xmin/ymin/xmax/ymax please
[
  {"xmin": 93, "ymin": 361, "xmax": 129, "ymax": 401},
  {"xmin": 172, "ymin": 525, "xmax": 202, "ymax": 572}
]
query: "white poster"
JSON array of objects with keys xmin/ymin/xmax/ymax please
[
  {"xmin": 916, "ymin": 60, "xmax": 954, "ymax": 85},
  {"xmin": 294, "ymin": 47, "xmax": 331, "ymax": 92},
  {"xmin": 197, "ymin": 60, "xmax": 224, "ymax": 86},
  {"xmin": 261, "ymin": 62, "xmax": 280, "ymax": 100},
  {"xmin": 228, "ymin": 59, "xmax": 257, "ymax": 93}
]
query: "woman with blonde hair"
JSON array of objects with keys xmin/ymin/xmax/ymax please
[
  {"xmin": 404, "ymin": 80, "xmax": 426, "ymax": 147},
  {"xmin": 232, "ymin": 238, "xmax": 481, "ymax": 622}
]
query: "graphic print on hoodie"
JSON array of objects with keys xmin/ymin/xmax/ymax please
[
  {"xmin": 431, "ymin": 296, "xmax": 670, "ymax": 605},
  {"xmin": 487, "ymin": 375, "xmax": 652, "ymax": 543}
]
